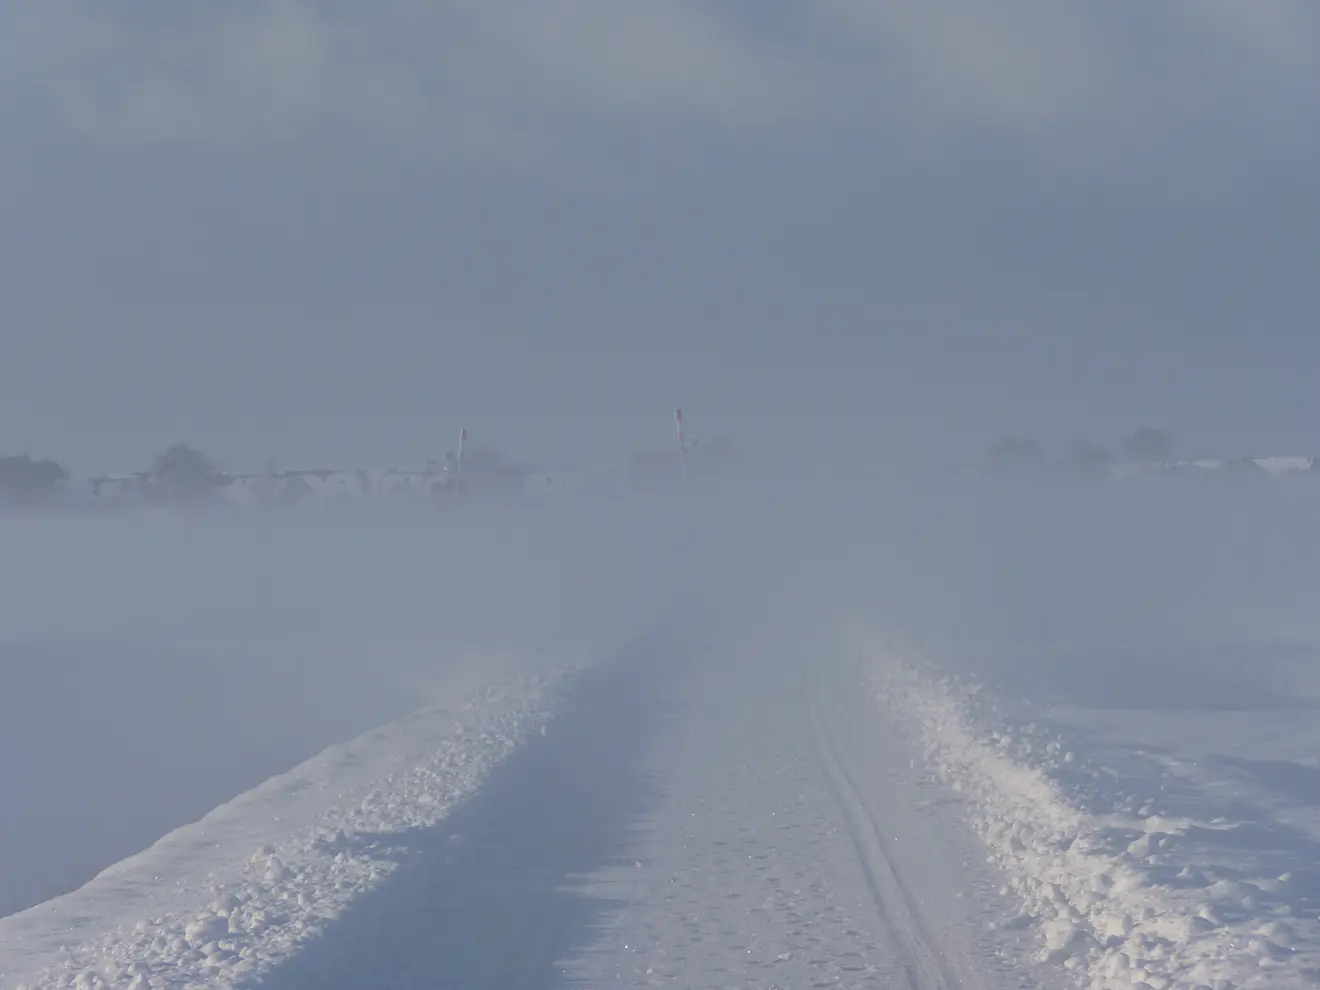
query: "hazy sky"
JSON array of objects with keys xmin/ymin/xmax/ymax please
[{"xmin": 3, "ymin": 2, "xmax": 1319, "ymax": 476}]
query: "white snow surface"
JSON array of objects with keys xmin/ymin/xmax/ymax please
[
  {"xmin": 213, "ymin": 621, "xmax": 1034, "ymax": 990},
  {"xmin": 861, "ymin": 628, "xmax": 1320, "ymax": 990},
  {"xmin": 0, "ymin": 655, "xmax": 588, "ymax": 990},
  {"xmin": 9, "ymin": 478, "xmax": 1320, "ymax": 988},
  {"xmin": 548, "ymin": 629, "xmax": 1032, "ymax": 989}
]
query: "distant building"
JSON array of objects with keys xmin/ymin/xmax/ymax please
[
  {"xmin": 627, "ymin": 436, "xmax": 741, "ymax": 488},
  {"xmin": 88, "ymin": 473, "xmax": 151, "ymax": 504},
  {"xmin": 1251, "ymin": 456, "xmax": 1320, "ymax": 478},
  {"xmin": 1109, "ymin": 454, "xmax": 1319, "ymax": 483}
]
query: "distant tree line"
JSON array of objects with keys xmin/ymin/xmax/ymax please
[
  {"xmin": 980, "ymin": 427, "xmax": 1175, "ymax": 481},
  {"xmin": 0, "ymin": 443, "xmax": 222, "ymax": 509},
  {"xmin": 150, "ymin": 443, "xmax": 220, "ymax": 504},
  {"xmin": 0, "ymin": 455, "xmax": 69, "ymax": 507},
  {"xmin": 0, "ymin": 439, "xmax": 556, "ymax": 510}
]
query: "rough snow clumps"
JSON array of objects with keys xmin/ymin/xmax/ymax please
[
  {"xmin": 2, "ymin": 668, "xmax": 581, "ymax": 990},
  {"xmin": 865, "ymin": 645, "xmax": 1319, "ymax": 990}
]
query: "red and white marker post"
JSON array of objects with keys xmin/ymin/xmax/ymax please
[{"xmin": 675, "ymin": 407, "xmax": 686, "ymax": 480}]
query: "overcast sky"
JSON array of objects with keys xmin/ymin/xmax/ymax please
[{"xmin": 3, "ymin": 2, "xmax": 1319, "ymax": 476}]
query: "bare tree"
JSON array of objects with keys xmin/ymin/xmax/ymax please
[
  {"xmin": 981, "ymin": 436, "xmax": 1048, "ymax": 477},
  {"xmin": 0, "ymin": 455, "xmax": 69, "ymax": 507},
  {"xmin": 151, "ymin": 443, "xmax": 219, "ymax": 505}
]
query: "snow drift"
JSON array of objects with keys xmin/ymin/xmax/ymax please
[{"xmin": 862, "ymin": 634, "xmax": 1320, "ymax": 990}]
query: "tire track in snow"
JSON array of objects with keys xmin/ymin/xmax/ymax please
[
  {"xmin": 557, "ymin": 634, "xmax": 1028, "ymax": 988},
  {"xmin": 557, "ymin": 634, "xmax": 907, "ymax": 987},
  {"xmin": 809, "ymin": 677, "xmax": 968, "ymax": 990}
]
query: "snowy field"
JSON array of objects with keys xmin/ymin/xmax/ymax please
[
  {"xmin": 3, "ymin": 480, "xmax": 1320, "ymax": 988},
  {"xmin": 864, "ymin": 638, "xmax": 1320, "ymax": 989},
  {"xmin": 856, "ymin": 482, "xmax": 1320, "ymax": 989}
]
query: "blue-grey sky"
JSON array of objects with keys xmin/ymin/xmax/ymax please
[{"xmin": 3, "ymin": 2, "xmax": 1320, "ymax": 476}]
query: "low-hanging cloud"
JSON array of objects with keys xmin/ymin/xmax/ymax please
[
  {"xmin": 3, "ymin": 1, "xmax": 1319, "ymax": 161},
  {"xmin": 819, "ymin": 1, "xmax": 1320, "ymax": 130},
  {"xmin": 1, "ymin": 4, "xmax": 327, "ymax": 143}
]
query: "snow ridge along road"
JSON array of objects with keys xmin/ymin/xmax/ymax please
[
  {"xmin": 0, "ymin": 638, "xmax": 633, "ymax": 990},
  {"xmin": 862, "ymin": 630, "xmax": 1320, "ymax": 990},
  {"xmin": 254, "ymin": 622, "xmax": 702, "ymax": 989}
]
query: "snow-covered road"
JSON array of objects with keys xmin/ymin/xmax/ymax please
[
  {"xmin": 9, "ymin": 615, "xmax": 1320, "ymax": 989},
  {"xmin": 241, "ymin": 624, "xmax": 1030, "ymax": 990},
  {"xmin": 548, "ymin": 628, "xmax": 1028, "ymax": 989},
  {"xmin": 2, "ymin": 619, "xmax": 1043, "ymax": 990}
]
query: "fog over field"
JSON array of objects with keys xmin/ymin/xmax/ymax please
[
  {"xmin": 6, "ymin": 3, "xmax": 1320, "ymax": 986},
  {"xmin": 6, "ymin": 475, "xmax": 1319, "ymax": 919}
]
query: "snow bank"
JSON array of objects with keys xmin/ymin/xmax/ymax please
[
  {"xmin": 0, "ymin": 501, "xmax": 706, "ymax": 919},
  {"xmin": 0, "ymin": 493, "xmax": 723, "ymax": 988},
  {"xmin": 862, "ymin": 635, "xmax": 1320, "ymax": 990},
  {"xmin": 0, "ymin": 638, "xmax": 437, "ymax": 921},
  {"xmin": 0, "ymin": 656, "xmax": 587, "ymax": 990}
]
